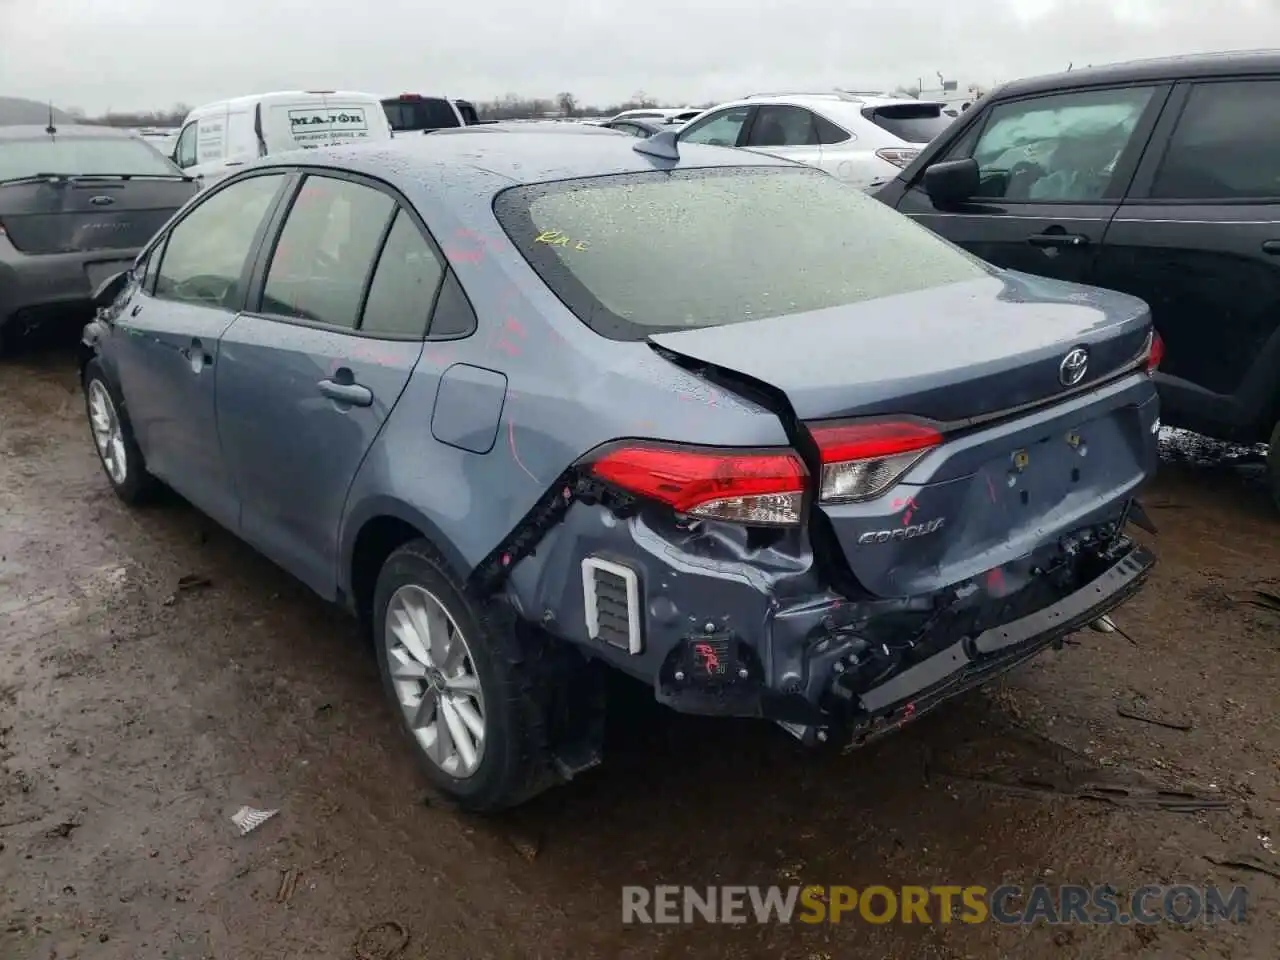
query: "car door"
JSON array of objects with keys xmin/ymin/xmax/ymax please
[
  {"xmin": 1095, "ymin": 76, "xmax": 1280, "ymax": 442},
  {"xmin": 677, "ymin": 105, "xmax": 754, "ymax": 149},
  {"xmin": 112, "ymin": 171, "xmax": 289, "ymax": 530},
  {"xmin": 892, "ymin": 84, "xmax": 1170, "ymax": 286},
  {"xmin": 214, "ymin": 172, "xmax": 445, "ymax": 596},
  {"xmin": 741, "ymin": 104, "xmax": 822, "ymax": 167}
]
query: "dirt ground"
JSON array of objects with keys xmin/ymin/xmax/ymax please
[{"xmin": 1, "ymin": 336, "xmax": 1278, "ymax": 960}]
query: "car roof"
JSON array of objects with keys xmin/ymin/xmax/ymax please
[
  {"xmin": 992, "ymin": 48, "xmax": 1280, "ymax": 100},
  {"xmin": 0, "ymin": 124, "xmax": 138, "ymax": 141},
  {"xmin": 434, "ymin": 121, "xmax": 626, "ymax": 136},
  {"xmin": 605, "ymin": 117, "xmax": 664, "ymax": 129},
  {"xmin": 258, "ymin": 128, "xmax": 795, "ymax": 193},
  {"xmin": 190, "ymin": 91, "xmax": 383, "ymax": 114},
  {"xmin": 739, "ymin": 92, "xmax": 934, "ymax": 108}
]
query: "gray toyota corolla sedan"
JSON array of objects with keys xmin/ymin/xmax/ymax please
[{"xmin": 80, "ymin": 130, "xmax": 1162, "ymax": 811}]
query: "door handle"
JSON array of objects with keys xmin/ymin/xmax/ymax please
[
  {"xmin": 1028, "ymin": 232, "xmax": 1090, "ymax": 248},
  {"xmin": 180, "ymin": 337, "xmax": 213, "ymax": 371},
  {"xmin": 318, "ymin": 378, "xmax": 373, "ymax": 407},
  {"xmin": 1262, "ymin": 240, "xmax": 1280, "ymax": 256}
]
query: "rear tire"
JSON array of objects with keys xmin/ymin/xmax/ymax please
[
  {"xmin": 372, "ymin": 538, "xmax": 555, "ymax": 813},
  {"xmin": 83, "ymin": 358, "xmax": 157, "ymax": 505},
  {"xmin": 1267, "ymin": 419, "xmax": 1280, "ymax": 513}
]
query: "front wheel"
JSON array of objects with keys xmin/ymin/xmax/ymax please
[
  {"xmin": 83, "ymin": 359, "xmax": 157, "ymax": 505},
  {"xmin": 372, "ymin": 539, "xmax": 554, "ymax": 812}
]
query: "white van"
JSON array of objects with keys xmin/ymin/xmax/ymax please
[{"xmin": 170, "ymin": 91, "xmax": 393, "ymax": 185}]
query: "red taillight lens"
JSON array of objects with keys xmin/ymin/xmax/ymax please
[
  {"xmin": 586, "ymin": 442, "xmax": 808, "ymax": 526},
  {"xmin": 1144, "ymin": 329, "xmax": 1164, "ymax": 376},
  {"xmin": 809, "ymin": 420, "xmax": 942, "ymax": 503}
]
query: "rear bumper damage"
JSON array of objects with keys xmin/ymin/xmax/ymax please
[{"xmin": 495, "ymin": 474, "xmax": 1154, "ymax": 743}]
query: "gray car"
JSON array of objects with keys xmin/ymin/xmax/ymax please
[
  {"xmin": 79, "ymin": 132, "xmax": 1161, "ymax": 811},
  {"xmin": 0, "ymin": 124, "xmax": 196, "ymax": 350}
]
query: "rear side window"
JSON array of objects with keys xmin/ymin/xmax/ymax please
[
  {"xmin": 419, "ymin": 98, "xmax": 460, "ymax": 129},
  {"xmin": 155, "ymin": 174, "xmax": 284, "ymax": 308},
  {"xmin": 260, "ymin": 176, "xmax": 395, "ymax": 328},
  {"xmin": 382, "ymin": 101, "xmax": 416, "ymax": 131},
  {"xmin": 360, "ymin": 210, "xmax": 445, "ymax": 337},
  {"xmin": 862, "ymin": 104, "xmax": 951, "ymax": 144},
  {"xmin": 964, "ymin": 86, "xmax": 1155, "ymax": 202},
  {"xmin": 0, "ymin": 136, "xmax": 180, "ymax": 181},
  {"xmin": 814, "ymin": 113, "xmax": 851, "ymax": 145},
  {"xmin": 495, "ymin": 166, "xmax": 989, "ymax": 340},
  {"xmin": 746, "ymin": 106, "xmax": 817, "ymax": 147},
  {"xmin": 1150, "ymin": 80, "xmax": 1280, "ymax": 200}
]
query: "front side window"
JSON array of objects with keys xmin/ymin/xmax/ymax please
[
  {"xmin": 961, "ymin": 86, "xmax": 1155, "ymax": 202},
  {"xmin": 174, "ymin": 124, "xmax": 198, "ymax": 168},
  {"xmin": 1150, "ymin": 79, "xmax": 1280, "ymax": 200},
  {"xmin": 679, "ymin": 107, "xmax": 751, "ymax": 147},
  {"xmin": 360, "ymin": 210, "xmax": 445, "ymax": 337},
  {"xmin": 260, "ymin": 175, "xmax": 395, "ymax": 329},
  {"xmin": 746, "ymin": 106, "xmax": 817, "ymax": 148},
  {"xmin": 155, "ymin": 173, "xmax": 284, "ymax": 307},
  {"xmin": 495, "ymin": 166, "xmax": 989, "ymax": 340}
]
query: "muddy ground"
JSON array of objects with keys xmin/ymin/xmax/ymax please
[{"xmin": 1, "ymin": 337, "xmax": 1278, "ymax": 960}]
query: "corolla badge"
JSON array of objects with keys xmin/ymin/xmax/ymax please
[
  {"xmin": 1059, "ymin": 347, "xmax": 1089, "ymax": 387},
  {"xmin": 857, "ymin": 517, "xmax": 946, "ymax": 545}
]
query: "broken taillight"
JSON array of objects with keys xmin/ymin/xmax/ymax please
[
  {"xmin": 586, "ymin": 442, "xmax": 808, "ymax": 526},
  {"xmin": 1143, "ymin": 329, "xmax": 1164, "ymax": 376},
  {"xmin": 809, "ymin": 420, "xmax": 942, "ymax": 503}
]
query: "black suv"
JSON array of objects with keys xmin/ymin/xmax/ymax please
[{"xmin": 873, "ymin": 50, "xmax": 1280, "ymax": 506}]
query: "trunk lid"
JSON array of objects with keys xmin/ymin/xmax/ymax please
[
  {"xmin": 648, "ymin": 272, "xmax": 1150, "ymax": 425},
  {"xmin": 650, "ymin": 271, "xmax": 1159, "ymax": 599},
  {"xmin": 0, "ymin": 177, "xmax": 195, "ymax": 254}
]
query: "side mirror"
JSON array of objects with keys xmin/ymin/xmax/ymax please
[
  {"xmin": 90, "ymin": 270, "xmax": 129, "ymax": 307},
  {"xmin": 922, "ymin": 157, "xmax": 980, "ymax": 206}
]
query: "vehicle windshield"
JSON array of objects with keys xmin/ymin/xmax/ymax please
[
  {"xmin": 495, "ymin": 166, "xmax": 989, "ymax": 340},
  {"xmin": 0, "ymin": 136, "xmax": 180, "ymax": 181}
]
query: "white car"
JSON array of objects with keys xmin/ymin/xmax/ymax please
[
  {"xmin": 677, "ymin": 92, "xmax": 954, "ymax": 190},
  {"xmin": 607, "ymin": 107, "xmax": 703, "ymax": 124}
]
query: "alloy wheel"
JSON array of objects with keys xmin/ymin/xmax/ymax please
[
  {"xmin": 384, "ymin": 584, "xmax": 487, "ymax": 778},
  {"xmin": 87, "ymin": 380, "xmax": 128, "ymax": 486}
]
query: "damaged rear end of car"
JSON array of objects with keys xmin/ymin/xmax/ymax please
[{"xmin": 482, "ymin": 162, "xmax": 1160, "ymax": 750}]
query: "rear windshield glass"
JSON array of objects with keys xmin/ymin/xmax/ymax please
[
  {"xmin": 864, "ymin": 105, "xmax": 952, "ymax": 143},
  {"xmin": 494, "ymin": 166, "xmax": 988, "ymax": 340},
  {"xmin": 0, "ymin": 136, "xmax": 178, "ymax": 181}
]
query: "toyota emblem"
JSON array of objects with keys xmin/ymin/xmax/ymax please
[{"xmin": 1059, "ymin": 347, "xmax": 1089, "ymax": 387}]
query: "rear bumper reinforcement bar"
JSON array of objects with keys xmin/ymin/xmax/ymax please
[{"xmin": 843, "ymin": 542, "xmax": 1155, "ymax": 741}]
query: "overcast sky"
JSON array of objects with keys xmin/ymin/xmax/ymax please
[{"xmin": 0, "ymin": 0, "xmax": 1276, "ymax": 113}]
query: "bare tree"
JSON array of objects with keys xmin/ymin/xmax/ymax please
[{"xmin": 556, "ymin": 92, "xmax": 577, "ymax": 117}]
